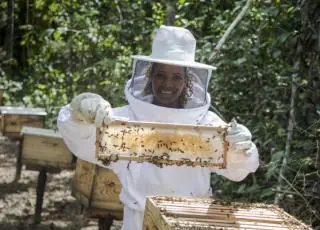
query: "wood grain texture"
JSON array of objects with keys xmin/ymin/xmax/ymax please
[
  {"xmin": 2, "ymin": 115, "xmax": 45, "ymax": 138},
  {"xmin": 143, "ymin": 196, "xmax": 313, "ymax": 230},
  {"xmin": 72, "ymin": 159, "xmax": 123, "ymax": 218},
  {"xmin": 21, "ymin": 135, "xmax": 73, "ymax": 169}
]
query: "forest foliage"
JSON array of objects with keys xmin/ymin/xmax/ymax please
[{"xmin": 1, "ymin": 0, "xmax": 319, "ymax": 228}]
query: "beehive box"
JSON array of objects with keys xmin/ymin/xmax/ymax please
[
  {"xmin": 96, "ymin": 120, "xmax": 228, "ymax": 168},
  {"xmin": 72, "ymin": 159, "xmax": 123, "ymax": 219},
  {"xmin": 0, "ymin": 106, "xmax": 46, "ymax": 138},
  {"xmin": 20, "ymin": 127, "xmax": 74, "ymax": 170},
  {"xmin": 143, "ymin": 196, "xmax": 312, "ymax": 230}
]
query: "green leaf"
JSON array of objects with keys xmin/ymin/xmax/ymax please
[
  {"xmin": 236, "ymin": 184, "xmax": 246, "ymax": 194},
  {"xmin": 53, "ymin": 31, "xmax": 61, "ymax": 40}
]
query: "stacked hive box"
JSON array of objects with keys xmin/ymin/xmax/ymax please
[
  {"xmin": 0, "ymin": 106, "xmax": 46, "ymax": 139},
  {"xmin": 143, "ymin": 196, "xmax": 312, "ymax": 230},
  {"xmin": 20, "ymin": 127, "xmax": 74, "ymax": 171},
  {"xmin": 72, "ymin": 159, "xmax": 123, "ymax": 220},
  {"xmin": 19, "ymin": 127, "xmax": 75, "ymax": 223}
]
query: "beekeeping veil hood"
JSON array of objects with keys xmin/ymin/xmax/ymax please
[{"xmin": 125, "ymin": 25, "xmax": 216, "ymax": 122}]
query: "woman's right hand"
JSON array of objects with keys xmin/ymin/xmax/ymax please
[{"xmin": 70, "ymin": 92, "xmax": 113, "ymax": 127}]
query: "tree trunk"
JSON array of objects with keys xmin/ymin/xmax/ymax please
[
  {"xmin": 166, "ymin": 0, "xmax": 176, "ymax": 26},
  {"xmin": 5, "ymin": 0, "xmax": 14, "ymax": 61},
  {"xmin": 274, "ymin": 76, "xmax": 297, "ymax": 204},
  {"xmin": 66, "ymin": 0, "xmax": 75, "ymax": 101},
  {"xmin": 25, "ymin": 0, "xmax": 29, "ymax": 59},
  {"xmin": 210, "ymin": 0, "xmax": 252, "ymax": 61}
]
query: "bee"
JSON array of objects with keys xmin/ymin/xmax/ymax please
[
  {"xmin": 100, "ymin": 157, "xmax": 111, "ymax": 166},
  {"xmin": 99, "ymin": 144, "xmax": 107, "ymax": 152},
  {"xmin": 162, "ymin": 152, "xmax": 170, "ymax": 160},
  {"xmin": 127, "ymin": 160, "xmax": 132, "ymax": 170},
  {"xmin": 175, "ymin": 161, "xmax": 184, "ymax": 167},
  {"xmin": 202, "ymin": 160, "xmax": 209, "ymax": 167},
  {"xmin": 180, "ymin": 158, "xmax": 192, "ymax": 167},
  {"xmin": 195, "ymin": 157, "xmax": 202, "ymax": 164}
]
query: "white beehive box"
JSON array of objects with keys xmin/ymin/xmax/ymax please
[
  {"xmin": 21, "ymin": 127, "xmax": 74, "ymax": 170},
  {"xmin": 96, "ymin": 120, "xmax": 228, "ymax": 168},
  {"xmin": 0, "ymin": 106, "xmax": 47, "ymax": 139}
]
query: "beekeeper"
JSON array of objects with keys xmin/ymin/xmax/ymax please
[{"xmin": 58, "ymin": 25, "xmax": 259, "ymax": 230}]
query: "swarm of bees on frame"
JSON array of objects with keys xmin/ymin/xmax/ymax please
[{"xmin": 97, "ymin": 123, "xmax": 227, "ymax": 169}]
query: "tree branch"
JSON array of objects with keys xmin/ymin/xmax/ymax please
[
  {"xmin": 166, "ymin": 0, "xmax": 176, "ymax": 26},
  {"xmin": 210, "ymin": 0, "xmax": 252, "ymax": 60},
  {"xmin": 276, "ymin": 174, "xmax": 320, "ymax": 221},
  {"xmin": 272, "ymin": 189, "xmax": 320, "ymax": 199},
  {"xmin": 5, "ymin": 0, "xmax": 14, "ymax": 60},
  {"xmin": 274, "ymin": 76, "xmax": 297, "ymax": 204},
  {"xmin": 114, "ymin": 0, "xmax": 123, "ymax": 21},
  {"xmin": 316, "ymin": 140, "xmax": 319, "ymax": 169}
]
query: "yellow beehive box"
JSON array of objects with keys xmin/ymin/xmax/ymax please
[
  {"xmin": 72, "ymin": 159, "xmax": 123, "ymax": 219},
  {"xmin": 143, "ymin": 196, "xmax": 312, "ymax": 230},
  {"xmin": 0, "ymin": 106, "xmax": 46, "ymax": 139},
  {"xmin": 21, "ymin": 127, "xmax": 74, "ymax": 170}
]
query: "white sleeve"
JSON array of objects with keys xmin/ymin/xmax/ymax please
[
  {"xmin": 57, "ymin": 105, "xmax": 128, "ymax": 177},
  {"xmin": 57, "ymin": 105, "xmax": 98, "ymax": 164},
  {"xmin": 202, "ymin": 111, "xmax": 259, "ymax": 181},
  {"xmin": 212, "ymin": 143, "xmax": 259, "ymax": 181}
]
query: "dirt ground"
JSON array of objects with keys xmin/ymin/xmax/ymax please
[{"xmin": 0, "ymin": 137, "xmax": 122, "ymax": 230}]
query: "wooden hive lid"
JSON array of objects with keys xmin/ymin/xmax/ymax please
[
  {"xmin": 0, "ymin": 106, "xmax": 47, "ymax": 116},
  {"xmin": 147, "ymin": 196, "xmax": 312, "ymax": 230},
  {"xmin": 21, "ymin": 127, "xmax": 62, "ymax": 139}
]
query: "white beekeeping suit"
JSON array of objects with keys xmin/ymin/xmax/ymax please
[{"xmin": 58, "ymin": 25, "xmax": 259, "ymax": 230}]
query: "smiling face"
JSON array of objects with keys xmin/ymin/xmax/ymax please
[{"xmin": 151, "ymin": 63, "xmax": 186, "ymax": 108}]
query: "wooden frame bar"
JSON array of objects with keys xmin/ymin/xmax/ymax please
[{"xmin": 96, "ymin": 120, "xmax": 228, "ymax": 168}]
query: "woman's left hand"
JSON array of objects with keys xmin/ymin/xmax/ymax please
[
  {"xmin": 213, "ymin": 120, "xmax": 259, "ymax": 181},
  {"xmin": 225, "ymin": 120, "xmax": 254, "ymax": 163}
]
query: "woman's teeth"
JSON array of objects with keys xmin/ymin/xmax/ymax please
[{"xmin": 160, "ymin": 90, "xmax": 174, "ymax": 94}]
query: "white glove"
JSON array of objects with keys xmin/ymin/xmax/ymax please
[
  {"xmin": 70, "ymin": 93, "xmax": 113, "ymax": 127},
  {"xmin": 226, "ymin": 120, "xmax": 253, "ymax": 164}
]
